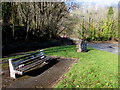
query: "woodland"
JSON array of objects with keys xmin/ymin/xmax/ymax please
[{"xmin": 2, "ymin": 2, "xmax": 118, "ymax": 45}]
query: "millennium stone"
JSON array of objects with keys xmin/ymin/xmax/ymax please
[{"xmin": 76, "ymin": 40, "xmax": 87, "ymax": 52}]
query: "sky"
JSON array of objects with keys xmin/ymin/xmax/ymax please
[
  {"xmin": 73, "ymin": 0, "xmax": 119, "ymax": 3},
  {"xmin": 65, "ymin": 0, "xmax": 119, "ymax": 6},
  {"xmin": 1, "ymin": 0, "xmax": 120, "ymax": 3}
]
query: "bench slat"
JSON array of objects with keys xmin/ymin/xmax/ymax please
[
  {"xmin": 16, "ymin": 56, "xmax": 51, "ymax": 72},
  {"xmin": 14, "ymin": 55, "xmax": 45, "ymax": 66},
  {"xmin": 15, "ymin": 56, "xmax": 43, "ymax": 69},
  {"xmin": 12, "ymin": 52, "xmax": 39, "ymax": 61}
]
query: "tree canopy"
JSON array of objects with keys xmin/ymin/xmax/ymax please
[{"xmin": 2, "ymin": 2, "xmax": 69, "ymax": 45}]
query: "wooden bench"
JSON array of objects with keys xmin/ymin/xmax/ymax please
[{"xmin": 9, "ymin": 50, "xmax": 51, "ymax": 79}]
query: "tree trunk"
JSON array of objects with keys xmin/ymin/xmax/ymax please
[
  {"xmin": 12, "ymin": 24, "xmax": 15, "ymax": 38},
  {"xmin": 25, "ymin": 18, "xmax": 29, "ymax": 40}
]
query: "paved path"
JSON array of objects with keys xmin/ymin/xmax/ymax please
[{"xmin": 87, "ymin": 43, "xmax": 120, "ymax": 55}]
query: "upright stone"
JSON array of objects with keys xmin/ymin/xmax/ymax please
[{"xmin": 76, "ymin": 40, "xmax": 87, "ymax": 52}]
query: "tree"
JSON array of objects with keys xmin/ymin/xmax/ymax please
[
  {"xmin": 2, "ymin": 2, "xmax": 69, "ymax": 43},
  {"xmin": 108, "ymin": 6, "xmax": 114, "ymax": 16}
]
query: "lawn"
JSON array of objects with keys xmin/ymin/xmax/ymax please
[
  {"xmin": 2, "ymin": 45, "xmax": 118, "ymax": 88},
  {"xmin": 44, "ymin": 45, "xmax": 118, "ymax": 88}
]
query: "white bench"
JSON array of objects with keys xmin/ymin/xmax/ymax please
[{"xmin": 9, "ymin": 50, "xmax": 51, "ymax": 79}]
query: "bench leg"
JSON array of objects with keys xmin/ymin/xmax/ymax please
[
  {"xmin": 10, "ymin": 71, "xmax": 16, "ymax": 79},
  {"xmin": 9, "ymin": 59, "xmax": 16, "ymax": 79}
]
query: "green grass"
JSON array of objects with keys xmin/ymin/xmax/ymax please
[
  {"xmin": 2, "ymin": 45, "xmax": 118, "ymax": 88},
  {"xmin": 44, "ymin": 45, "xmax": 118, "ymax": 88}
]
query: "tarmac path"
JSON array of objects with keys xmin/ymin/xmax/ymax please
[{"xmin": 87, "ymin": 43, "xmax": 119, "ymax": 55}]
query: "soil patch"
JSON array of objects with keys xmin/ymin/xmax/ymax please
[{"xmin": 2, "ymin": 56, "xmax": 78, "ymax": 88}]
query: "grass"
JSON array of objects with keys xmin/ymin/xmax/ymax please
[
  {"xmin": 44, "ymin": 45, "xmax": 118, "ymax": 88},
  {"xmin": 2, "ymin": 45, "xmax": 118, "ymax": 88}
]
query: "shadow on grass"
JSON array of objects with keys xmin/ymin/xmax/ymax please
[
  {"xmin": 44, "ymin": 45, "xmax": 75, "ymax": 54},
  {"xmin": 16, "ymin": 58, "xmax": 59, "ymax": 78},
  {"xmin": 44, "ymin": 46, "xmax": 94, "ymax": 55},
  {"xmin": 3, "ymin": 37, "xmax": 75, "ymax": 57},
  {"xmin": 87, "ymin": 48, "xmax": 94, "ymax": 51}
]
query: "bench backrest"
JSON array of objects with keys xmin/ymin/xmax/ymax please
[{"xmin": 9, "ymin": 50, "xmax": 45, "ymax": 70}]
